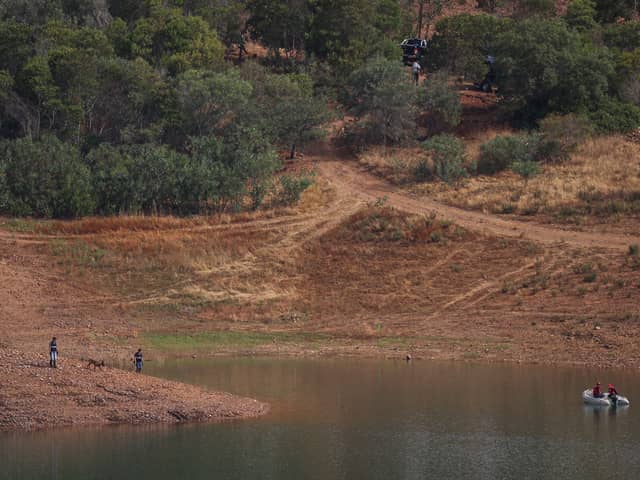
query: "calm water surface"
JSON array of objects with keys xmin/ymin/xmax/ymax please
[{"xmin": 2, "ymin": 358, "xmax": 639, "ymax": 479}]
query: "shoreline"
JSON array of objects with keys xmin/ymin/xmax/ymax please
[
  {"xmin": 3, "ymin": 340, "xmax": 637, "ymax": 433},
  {"xmin": 0, "ymin": 348, "xmax": 268, "ymax": 433}
]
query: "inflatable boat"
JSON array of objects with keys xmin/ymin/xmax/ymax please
[{"xmin": 582, "ymin": 389, "xmax": 630, "ymax": 407}]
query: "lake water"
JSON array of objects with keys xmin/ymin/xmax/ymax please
[{"xmin": 2, "ymin": 358, "xmax": 639, "ymax": 479}]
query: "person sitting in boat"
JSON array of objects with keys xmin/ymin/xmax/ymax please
[
  {"xmin": 608, "ymin": 384, "xmax": 618, "ymax": 397},
  {"xmin": 592, "ymin": 381, "xmax": 604, "ymax": 398}
]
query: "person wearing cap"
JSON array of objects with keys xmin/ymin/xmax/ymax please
[{"xmin": 592, "ymin": 381, "xmax": 603, "ymax": 398}]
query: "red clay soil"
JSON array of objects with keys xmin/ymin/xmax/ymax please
[
  {"xmin": 0, "ymin": 249, "xmax": 269, "ymax": 432},
  {"xmin": 0, "ymin": 349, "xmax": 267, "ymax": 431}
]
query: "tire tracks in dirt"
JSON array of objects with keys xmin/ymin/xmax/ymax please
[{"xmin": 315, "ymin": 158, "xmax": 639, "ymax": 252}]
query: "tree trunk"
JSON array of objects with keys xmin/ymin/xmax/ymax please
[
  {"xmin": 417, "ymin": 1, "xmax": 425, "ymax": 38},
  {"xmin": 289, "ymin": 143, "xmax": 296, "ymax": 159}
]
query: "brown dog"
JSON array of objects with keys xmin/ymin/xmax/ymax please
[{"xmin": 86, "ymin": 359, "xmax": 105, "ymax": 370}]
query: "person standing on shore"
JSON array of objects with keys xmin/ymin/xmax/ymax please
[
  {"xmin": 134, "ymin": 349, "xmax": 143, "ymax": 373},
  {"xmin": 49, "ymin": 337, "xmax": 58, "ymax": 368}
]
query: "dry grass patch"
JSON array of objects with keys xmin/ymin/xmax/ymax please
[
  {"xmin": 411, "ymin": 136, "xmax": 640, "ymax": 228},
  {"xmin": 357, "ymin": 128, "xmax": 510, "ymax": 184}
]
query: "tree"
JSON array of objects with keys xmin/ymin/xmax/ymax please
[
  {"xmin": 175, "ymin": 68, "xmax": 252, "ymax": 139},
  {"xmin": 130, "ymin": 6, "xmax": 224, "ymax": 75},
  {"xmin": 257, "ymin": 73, "xmax": 331, "ymax": 158},
  {"xmin": 427, "ymin": 14, "xmax": 510, "ymax": 80},
  {"xmin": 181, "ymin": 0, "xmax": 246, "ymax": 47},
  {"xmin": 0, "ymin": 135, "xmax": 94, "ymax": 217},
  {"xmin": 306, "ymin": 0, "xmax": 405, "ymax": 72},
  {"xmin": 565, "ymin": 0, "xmax": 598, "ymax": 32},
  {"xmin": 514, "ymin": 0, "xmax": 556, "ymax": 17},
  {"xmin": 595, "ymin": 0, "xmax": 638, "ymax": 23},
  {"xmin": 493, "ymin": 18, "xmax": 614, "ymax": 125},
  {"xmin": 421, "ymin": 71, "xmax": 461, "ymax": 134},
  {"xmin": 247, "ymin": 0, "xmax": 310, "ymax": 57},
  {"xmin": 403, "ymin": 0, "xmax": 443, "ymax": 38},
  {"xmin": 511, "ymin": 156, "xmax": 539, "ymax": 186},
  {"xmin": 0, "ymin": 0, "xmax": 63, "ymax": 24},
  {"xmin": 346, "ymin": 57, "xmax": 417, "ymax": 146}
]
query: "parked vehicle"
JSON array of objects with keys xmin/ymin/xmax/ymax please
[{"xmin": 401, "ymin": 38, "xmax": 427, "ymax": 65}]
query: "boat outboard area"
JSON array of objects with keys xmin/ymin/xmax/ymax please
[{"xmin": 582, "ymin": 389, "xmax": 630, "ymax": 407}]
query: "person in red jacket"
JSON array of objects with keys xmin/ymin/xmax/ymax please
[
  {"xmin": 592, "ymin": 381, "xmax": 603, "ymax": 398},
  {"xmin": 608, "ymin": 384, "xmax": 618, "ymax": 396}
]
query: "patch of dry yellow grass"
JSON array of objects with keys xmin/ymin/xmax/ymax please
[
  {"xmin": 358, "ymin": 128, "xmax": 511, "ymax": 184},
  {"xmin": 358, "ymin": 146, "xmax": 427, "ymax": 184},
  {"xmin": 412, "ymin": 136, "xmax": 640, "ymax": 222}
]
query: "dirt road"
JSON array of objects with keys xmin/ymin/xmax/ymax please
[{"xmin": 315, "ymin": 157, "xmax": 639, "ymax": 252}]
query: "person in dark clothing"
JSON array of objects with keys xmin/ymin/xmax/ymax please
[
  {"xmin": 49, "ymin": 337, "xmax": 58, "ymax": 368},
  {"xmin": 134, "ymin": 349, "xmax": 143, "ymax": 373},
  {"xmin": 592, "ymin": 381, "xmax": 603, "ymax": 398}
]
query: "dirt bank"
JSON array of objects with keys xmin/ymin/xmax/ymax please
[{"xmin": 0, "ymin": 348, "xmax": 268, "ymax": 432}]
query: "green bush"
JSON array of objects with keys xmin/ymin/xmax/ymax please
[
  {"xmin": 345, "ymin": 57, "xmax": 417, "ymax": 146},
  {"xmin": 477, "ymin": 133, "xmax": 547, "ymax": 175},
  {"xmin": 477, "ymin": 135, "xmax": 534, "ymax": 175},
  {"xmin": 493, "ymin": 18, "xmax": 616, "ymax": 126},
  {"xmin": 588, "ymin": 98, "xmax": 640, "ymax": 133},
  {"xmin": 412, "ymin": 158, "xmax": 432, "ymax": 182},
  {"xmin": 0, "ymin": 136, "xmax": 94, "ymax": 218},
  {"xmin": 276, "ymin": 173, "xmax": 314, "ymax": 206},
  {"xmin": 511, "ymin": 157, "xmax": 539, "ymax": 185},
  {"xmin": 422, "ymin": 134, "xmax": 468, "ymax": 184},
  {"xmin": 421, "ymin": 72, "xmax": 462, "ymax": 134},
  {"xmin": 537, "ymin": 114, "xmax": 594, "ymax": 163}
]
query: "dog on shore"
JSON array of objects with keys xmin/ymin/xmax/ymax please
[{"xmin": 86, "ymin": 359, "xmax": 105, "ymax": 370}]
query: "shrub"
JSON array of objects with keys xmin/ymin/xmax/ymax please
[
  {"xmin": 593, "ymin": 107, "xmax": 632, "ymax": 137},
  {"xmin": 422, "ymin": 134, "xmax": 468, "ymax": 184},
  {"xmin": 87, "ymin": 145, "xmax": 139, "ymax": 215},
  {"xmin": 588, "ymin": 98, "xmax": 640, "ymax": 133},
  {"xmin": 537, "ymin": 114, "xmax": 594, "ymax": 163},
  {"xmin": 478, "ymin": 135, "xmax": 526, "ymax": 174},
  {"xmin": 346, "ymin": 57, "xmax": 417, "ymax": 146},
  {"xmin": 421, "ymin": 71, "xmax": 462, "ymax": 134},
  {"xmin": 494, "ymin": 18, "xmax": 614, "ymax": 126},
  {"xmin": 412, "ymin": 158, "xmax": 433, "ymax": 182},
  {"xmin": 511, "ymin": 157, "xmax": 539, "ymax": 185},
  {"xmin": 275, "ymin": 173, "xmax": 314, "ymax": 206},
  {"xmin": 0, "ymin": 136, "xmax": 95, "ymax": 218},
  {"xmin": 477, "ymin": 133, "xmax": 542, "ymax": 175}
]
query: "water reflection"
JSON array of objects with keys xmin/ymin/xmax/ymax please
[{"xmin": 2, "ymin": 359, "xmax": 638, "ymax": 480}]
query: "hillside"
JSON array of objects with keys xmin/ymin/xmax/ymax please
[{"xmin": 1, "ymin": 0, "xmax": 640, "ymax": 431}]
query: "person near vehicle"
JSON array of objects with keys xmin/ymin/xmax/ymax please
[
  {"xmin": 592, "ymin": 381, "xmax": 603, "ymax": 398},
  {"xmin": 608, "ymin": 384, "xmax": 618, "ymax": 397},
  {"xmin": 412, "ymin": 61, "xmax": 421, "ymax": 85},
  {"xmin": 49, "ymin": 336, "xmax": 58, "ymax": 368},
  {"xmin": 134, "ymin": 349, "xmax": 143, "ymax": 373}
]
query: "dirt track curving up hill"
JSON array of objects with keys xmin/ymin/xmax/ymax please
[
  {"xmin": 1, "ymin": 137, "xmax": 639, "ymax": 432},
  {"xmin": 315, "ymin": 156, "xmax": 639, "ymax": 252}
]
